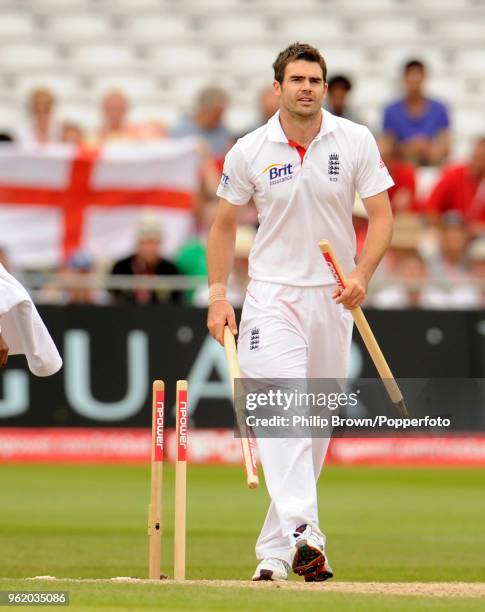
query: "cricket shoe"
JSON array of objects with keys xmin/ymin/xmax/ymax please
[
  {"xmin": 252, "ymin": 558, "xmax": 290, "ymax": 581},
  {"xmin": 291, "ymin": 524, "xmax": 334, "ymax": 582}
]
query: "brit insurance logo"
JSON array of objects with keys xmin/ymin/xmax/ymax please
[
  {"xmin": 328, "ymin": 153, "xmax": 339, "ymax": 182},
  {"xmin": 263, "ymin": 162, "xmax": 294, "ymax": 186}
]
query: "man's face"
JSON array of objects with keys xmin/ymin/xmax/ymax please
[
  {"xmin": 137, "ymin": 238, "xmax": 160, "ymax": 265},
  {"xmin": 197, "ymin": 104, "xmax": 226, "ymax": 130},
  {"xmin": 103, "ymin": 93, "xmax": 128, "ymax": 126},
  {"xmin": 328, "ymin": 85, "xmax": 348, "ymax": 112},
  {"xmin": 403, "ymin": 66, "xmax": 425, "ymax": 96},
  {"xmin": 31, "ymin": 92, "xmax": 54, "ymax": 117},
  {"xmin": 260, "ymin": 88, "xmax": 279, "ymax": 121},
  {"xmin": 440, "ymin": 225, "xmax": 468, "ymax": 262},
  {"xmin": 274, "ymin": 60, "xmax": 327, "ymax": 118}
]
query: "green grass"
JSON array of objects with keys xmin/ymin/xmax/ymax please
[{"xmin": 0, "ymin": 464, "xmax": 484, "ymax": 609}]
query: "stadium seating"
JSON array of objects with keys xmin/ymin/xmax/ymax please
[{"xmin": 0, "ymin": 0, "xmax": 483, "ymax": 142}]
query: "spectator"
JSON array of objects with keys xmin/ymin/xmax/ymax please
[
  {"xmin": 62, "ymin": 121, "xmax": 85, "ymax": 146},
  {"xmin": 440, "ymin": 237, "xmax": 485, "ymax": 309},
  {"xmin": 324, "ymin": 75, "xmax": 362, "ymax": 123},
  {"xmin": 382, "ymin": 60, "xmax": 450, "ymax": 166},
  {"xmin": 242, "ymin": 86, "xmax": 280, "ymax": 135},
  {"xmin": 64, "ymin": 251, "xmax": 105, "ymax": 305},
  {"xmin": 110, "ymin": 215, "xmax": 180, "ymax": 305},
  {"xmin": 38, "ymin": 251, "xmax": 106, "ymax": 305},
  {"xmin": 426, "ymin": 137, "xmax": 485, "ymax": 228},
  {"xmin": 377, "ymin": 135, "xmax": 418, "ymax": 214},
  {"xmin": 372, "ymin": 215, "xmax": 446, "ymax": 308},
  {"xmin": 96, "ymin": 89, "xmax": 165, "ymax": 143},
  {"xmin": 372, "ymin": 248, "xmax": 447, "ymax": 309},
  {"xmin": 172, "ymin": 86, "xmax": 233, "ymax": 161},
  {"xmin": 17, "ymin": 88, "xmax": 62, "ymax": 144},
  {"xmin": 259, "ymin": 86, "xmax": 280, "ymax": 124},
  {"xmin": 425, "ymin": 211, "xmax": 471, "ymax": 285}
]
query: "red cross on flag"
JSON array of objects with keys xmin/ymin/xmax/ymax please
[{"xmin": 0, "ymin": 138, "xmax": 200, "ymax": 268}]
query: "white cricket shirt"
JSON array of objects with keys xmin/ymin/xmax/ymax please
[{"xmin": 217, "ymin": 109, "xmax": 394, "ymax": 286}]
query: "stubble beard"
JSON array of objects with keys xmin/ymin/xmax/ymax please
[{"xmin": 287, "ymin": 104, "xmax": 321, "ymax": 122}]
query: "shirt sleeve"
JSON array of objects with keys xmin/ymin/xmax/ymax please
[
  {"xmin": 382, "ymin": 104, "xmax": 395, "ymax": 135},
  {"xmin": 216, "ymin": 142, "xmax": 254, "ymax": 205},
  {"xmin": 355, "ymin": 127, "xmax": 395, "ymax": 199},
  {"xmin": 436, "ymin": 102, "xmax": 450, "ymax": 131}
]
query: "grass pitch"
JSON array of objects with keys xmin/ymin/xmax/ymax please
[{"xmin": 0, "ymin": 463, "xmax": 484, "ymax": 610}]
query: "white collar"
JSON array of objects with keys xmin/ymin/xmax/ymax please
[{"xmin": 267, "ymin": 109, "xmax": 339, "ymax": 144}]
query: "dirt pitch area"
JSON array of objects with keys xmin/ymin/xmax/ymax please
[{"xmin": 27, "ymin": 577, "xmax": 485, "ymax": 598}]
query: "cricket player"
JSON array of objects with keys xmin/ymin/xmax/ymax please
[
  {"xmin": 0, "ymin": 263, "xmax": 62, "ymax": 376},
  {"xmin": 207, "ymin": 43, "xmax": 394, "ymax": 582}
]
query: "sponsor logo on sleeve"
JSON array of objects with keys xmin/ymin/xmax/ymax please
[{"xmin": 220, "ymin": 172, "xmax": 229, "ymax": 187}]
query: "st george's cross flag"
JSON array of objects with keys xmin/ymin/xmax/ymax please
[{"xmin": 0, "ymin": 138, "xmax": 200, "ymax": 268}]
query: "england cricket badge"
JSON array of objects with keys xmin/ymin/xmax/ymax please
[
  {"xmin": 328, "ymin": 153, "xmax": 340, "ymax": 182},
  {"xmin": 249, "ymin": 327, "xmax": 260, "ymax": 351}
]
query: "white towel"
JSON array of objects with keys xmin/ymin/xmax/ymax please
[{"xmin": 0, "ymin": 264, "xmax": 62, "ymax": 377}]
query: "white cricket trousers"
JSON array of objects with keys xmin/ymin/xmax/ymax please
[{"xmin": 238, "ymin": 280, "xmax": 353, "ymax": 564}]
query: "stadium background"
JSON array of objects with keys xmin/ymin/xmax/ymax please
[{"xmin": 0, "ymin": 1, "xmax": 485, "ymax": 608}]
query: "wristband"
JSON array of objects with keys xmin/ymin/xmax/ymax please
[{"xmin": 208, "ymin": 283, "xmax": 227, "ymax": 306}]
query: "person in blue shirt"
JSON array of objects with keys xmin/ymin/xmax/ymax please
[
  {"xmin": 171, "ymin": 86, "xmax": 234, "ymax": 161},
  {"xmin": 382, "ymin": 60, "xmax": 451, "ymax": 166}
]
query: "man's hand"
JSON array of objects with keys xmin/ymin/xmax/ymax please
[
  {"xmin": 207, "ymin": 300, "xmax": 238, "ymax": 345},
  {"xmin": 333, "ymin": 268, "xmax": 369, "ymax": 310},
  {"xmin": 0, "ymin": 333, "xmax": 9, "ymax": 367}
]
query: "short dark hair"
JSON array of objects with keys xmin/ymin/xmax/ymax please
[
  {"xmin": 404, "ymin": 59, "xmax": 425, "ymax": 73},
  {"xmin": 273, "ymin": 42, "xmax": 327, "ymax": 84},
  {"xmin": 328, "ymin": 75, "xmax": 352, "ymax": 91}
]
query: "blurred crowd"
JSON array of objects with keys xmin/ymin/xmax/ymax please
[{"xmin": 1, "ymin": 56, "xmax": 484, "ymax": 310}]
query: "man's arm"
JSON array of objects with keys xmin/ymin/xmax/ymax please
[
  {"xmin": 334, "ymin": 190, "xmax": 393, "ymax": 310},
  {"xmin": 429, "ymin": 129, "xmax": 451, "ymax": 166},
  {"xmin": 206, "ymin": 198, "xmax": 241, "ymax": 345}
]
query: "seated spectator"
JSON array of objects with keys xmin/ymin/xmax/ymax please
[
  {"xmin": 193, "ymin": 225, "xmax": 255, "ymax": 308},
  {"xmin": 372, "ymin": 250, "xmax": 447, "ymax": 309},
  {"xmin": 259, "ymin": 86, "xmax": 280, "ymax": 124},
  {"xmin": 441, "ymin": 237, "xmax": 485, "ymax": 309},
  {"xmin": 38, "ymin": 251, "xmax": 106, "ymax": 305},
  {"xmin": 324, "ymin": 75, "xmax": 362, "ymax": 124},
  {"xmin": 425, "ymin": 211, "xmax": 471, "ymax": 284},
  {"xmin": 172, "ymin": 86, "xmax": 233, "ymax": 162},
  {"xmin": 17, "ymin": 88, "xmax": 62, "ymax": 144},
  {"xmin": 110, "ymin": 215, "xmax": 180, "ymax": 305},
  {"xmin": 241, "ymin": 86, "xmax": 280, "ymax": 136},
  {"xmin": 426, "ymin": 137, "xmax": 485, "ymax": 228},
  {"xmin": 64, "ymin": 252, "xmax": 106, "ymax": 305},
  {"xmin": 62, "ymin": 121, "xmax": 85, "ymax": 146},
  {"xmin": 96, "ymin": 90, "xmax": 165, "ymax": 143},
  {"xmin": 378, "ymin": 135, "xmax": 418, "ymax": 214},
  {"xmin": 382, "ymin": 60, "xmax": 450, "ymax": 166}
]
